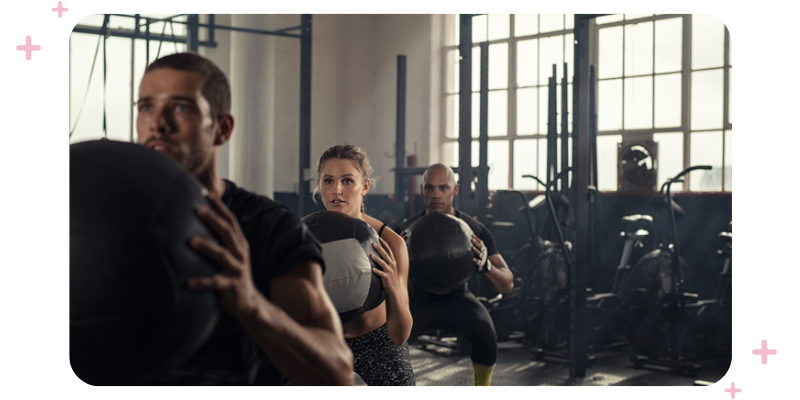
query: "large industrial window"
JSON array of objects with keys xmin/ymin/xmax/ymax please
[
  {"xmin": 69, "ymin": 14, "xmax": 188, "ymax": 144},
  {"xmin": 440, "ymin": 14, "xmax": 732, "ymax": 192}
]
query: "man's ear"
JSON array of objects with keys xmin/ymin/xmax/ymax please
[
  {"xmin": 214, "ymin": 114, "xmax": 234, "ymax": 145},
  {"xmin": 419, "ymin": 184, "xmax": 425, "ymax": 196},
  {"xmin": 453, "ymin": 183, "xmax": 460, "ymax": 196}
]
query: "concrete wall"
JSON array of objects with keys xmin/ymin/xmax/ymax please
[{"xmin": 203, "ymin": 14, "xmax": 444, "ymax": 198}]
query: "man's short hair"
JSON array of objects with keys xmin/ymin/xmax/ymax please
[{"xmin": 145, "ymin": 52, "xmax": 231, "ymax": 120}]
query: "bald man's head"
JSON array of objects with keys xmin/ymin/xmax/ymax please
[{"xmin": 420, "ymin": 164, "xmax": 459, "ymax": 215}]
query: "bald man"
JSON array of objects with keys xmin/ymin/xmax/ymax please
[{"xmin": 396, "ymin": 164, "xmax": 513, "ymax": 386}]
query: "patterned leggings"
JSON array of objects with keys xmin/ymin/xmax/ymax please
[{"xmin": 345, "ymin": 324, "xmax": 416, "ymax": 386}]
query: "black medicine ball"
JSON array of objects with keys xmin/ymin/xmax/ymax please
[
  {"xmin": 406, "ymin": 212, "xmax": 475, "ymax": 295},
  {"xmin": 302, "ymin": 211, "xmax": 384, "ymax": 324},
  {"xmin": 70, "ymin": 140, "xmax": 220, "ymax": 385}
]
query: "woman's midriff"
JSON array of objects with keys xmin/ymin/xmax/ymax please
[{"xmin": 342, "ymin": 301, "xmax": 387, "ymax": 339}]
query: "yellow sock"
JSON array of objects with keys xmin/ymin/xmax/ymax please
[{"xmin": 473, "ymin": 363, "xmax": 495, "ymax": 386}]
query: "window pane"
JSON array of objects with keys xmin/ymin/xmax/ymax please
[
  {"xmin": 70, "ymin": 33, "xmax": 104, "ymax": 143},
  {"xmin": 488, "ymin": 141, "xmax": 510, "ymax": 190},
  {"xmin": 724, "ymin": 129, "xmax": 732, "ymax": 191},
  {"xmin": 625, "ymin": 22, "xmax": 653, "ymax": 76},
  {"xmin": 653, "ymin": 132, "xmax": 684, "ymax": 191},
  {"xmin": 565, "ymin": 14, "xmax": 574, "ymax": 30},
  {"xmin": 513, "ymin": 139, "xmax": 540, "ymax": 190},
  {"xmin": 517, "ymin": 88, "xmax": 538, "ymax": 134},
  {"xmin": 692, "ymin": 14, "xmax": 725, "ymax": 69},
  {"xmin": 489, "ymin": 90, "xmax": 508, "ymax": 137},
  {"xmin": 599, "ymin": 26, "xmax": 623, "ymax": 79},
  {"xmin": 488, "ymin": 14, "xmax": 510, "ymax": 41},
  {"xmin": 472, "ymin": 92, "xmax": 480, "ymax": 138},
  {"xmin": 691, "ymin": 69, "xmax": 724, "ymax": 130},
  {"xmin": 538, "ymin": 138, "xmax": 548, "ymax": 185},
  {"xmin": 598, "ymin": 79, "xmax": 623, "ymax": 131},
  {"xmin": 597, "ymin": 135, "xmax": 621, "ymax": 191},
  {"xmin": 446, "ymin": 94, "xmax": 458, "ymax": 139},
  {"xmin": 655, "ymin": 17, "xmax": 682, "ymax": 73},
  {"xmin": 625, "ymin": 14, "xmax": 653, "ymax": 20},
  {"xmin": 538, "ymin": 87, "xmax": 549, "ymax": 134},
  {"xmin": 472, "ymin": 15, "xmax": 488, "ymax": 43},
  {"xmin": 728, "ymin": 67, "xmax": 732, "ymax": 125},
  {"xmin": 539, "ymin": 35, "xmax": 564, "ymax": 85},
  {"xmin": 624, "ymin": 76, "xmax": 653, "ymax": 129},
  {"xmin": 540, "ymin": 14, "xmax": 564, "ymax": 33},
  {"xmin": 517, "ymin": 39, "xmax": 538, "ymax": 87},
  {"xmin": 472, "ymin": 46, "xmax": 481, "ymax": 92},
  {"xmin": 690, "ymin": 131, "xmax": 723, "ymax": 191},
  {"xmin": 515, "ymin": 14, "xmax": 538, "ymax": 36},
  {"xmin": 489, "ymin": 43, "xmax": 508, "ymax": 89},
  {"xmin": 596, "ymin": 15, "xmax": 624, "ymax": 24},
  {"xmin": 654, "ymin": 73, "xmax": 681, "ymax": 128},
  {"xmin": 106, "ymin": 37, "xmax": 133, "ymax": 142}
]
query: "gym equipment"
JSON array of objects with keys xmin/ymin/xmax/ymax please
[
  {"xmin": 302, "ymin": 211, "xmax": 384, "ymax": 324},
  {"xmin": 70, "ymin": 139, "xmax": 220, "ymax": 385},
  {"xmin": 586, "ymin": 214, "xmax": 653, "ymax": 350},
  {"xmin": 618, "ymin": 140, "xmax": 658, "ymax": 192},
  {"xmin": 499, "ymin": 170, "xmax": 573, "ymax": 355},
  {"xmin": 617, "ymin": 165, "xmax": 716, "ymax": 373},
  {"xmin": 405, "ymin": 212, "xmax": 476, "ymax": 295}
]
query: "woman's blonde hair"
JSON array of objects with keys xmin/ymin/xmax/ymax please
[{"xmin": 313, "ymin": 144, "xmax": 378, "ymax": 213}]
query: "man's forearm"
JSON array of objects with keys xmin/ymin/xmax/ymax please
[{"xmin": 237, "ymin": 294, "xmax": 354, "ymax": 385}]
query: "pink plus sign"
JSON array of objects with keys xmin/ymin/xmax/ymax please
[
  {"xmin": 16, "ymin": 36, "xmax": 41, "ymax": 61},
  {"xmin": 52, "ymin": 1, "xmax": 68, "ymax": 18},
  {"xmin": 752, "ymin": 339, "xmax": 777, "ymax": 364},
  {"xmin": 725, "ymin": 382, "xmax": 741, "ymax": 399}
]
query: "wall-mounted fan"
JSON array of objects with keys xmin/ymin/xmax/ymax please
[{"xmin": 618, "ymin": 140, "xmax": 658, "ymax": 192}]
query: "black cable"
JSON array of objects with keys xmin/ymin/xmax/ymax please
[
  {"xmin": 69, "ymin": 16, "xmax": 108, "ymax": 139},
  {"xmin": 102, "ymin": 25, "xmax": 108, "ymax": 138},
  {"xmin": 155, "ymin": 19, "xmax": 168, "ymax": 60},
  {"xmin": 68, "ymin": 34, "xmax": 102, "ymax": 139}
]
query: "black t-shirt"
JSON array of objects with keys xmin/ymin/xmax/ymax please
[
  {"xmin": 153, "ymin": 179, "xmax": 325, "ymax": 385},
  {"xmin": 398, "ymin": 209, "xmax": 499, "ymax": 256}
]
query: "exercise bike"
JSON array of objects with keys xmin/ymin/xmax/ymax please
[{"xmin": 617, "ymin": 165, "xmax": 726, "ymax": 374}]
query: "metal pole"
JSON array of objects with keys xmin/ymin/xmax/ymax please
[
  {"xmin": 547, "ymin": 65, "xmax": 557, "ymax": 185},
  {"xmin": 570, "ymin": 13, "xmax": 597, "ymax": 380},
  {"xmin": 395, "ymin": 55, "xmax": 407, "ymax": 223},
  {"xmin": 186, "ymin": 14, "xmax": 199, "ymax": 52},
  {"xmin": 561, "ymin": 63, "xmax": 569, "ymax": 195},
  {"xmin": 478, "ymin": 42, "xmax": 489, "ymax": 217},
  {"xmin": 298, "ymin": 14, "xmax": 312, "ymax": 216},
  {"xmin": 458, "ymin": 15, "xmax": 474, "ymax": 216}
]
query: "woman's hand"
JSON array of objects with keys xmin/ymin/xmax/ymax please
[{"xmin": 369, "ymin": 238, "xmax": 402, "ymax": 296}]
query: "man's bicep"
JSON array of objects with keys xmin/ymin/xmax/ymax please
[{"xmin": 269, "ymin": 261, "xmax": 340, "ymax": 329}]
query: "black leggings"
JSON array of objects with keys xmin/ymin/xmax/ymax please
[
  {"xmin": 345, "ymin": 324, "xmax": 416, "ymax": 386},
  {"xmin": 410, "ymin": 288, "xmax": 497, "ymax": 366}
]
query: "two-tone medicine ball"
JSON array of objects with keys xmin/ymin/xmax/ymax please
[
  {"xmin": 70, "ymin": 140, "xmax": 220, "ymax": 385},
  {"xmin": 406, "ymin": 212, "xmax": 476, "ymax": 295},
  {"xmin": 302, "ymin": 211, "xmax": 384, "ymax": 324}
]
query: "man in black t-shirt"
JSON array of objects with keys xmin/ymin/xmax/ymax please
[
  {"xmin": 135, "ymin": 52, "xmax": 353, "ymax": 385},
  {"xmin": 398, "ymin": 164, "xmax": 514, "ymax": 386}
]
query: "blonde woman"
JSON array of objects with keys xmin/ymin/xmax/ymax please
[{"xmin": 312, "ymin": 144, "xmax": 414, "ymax": 386}]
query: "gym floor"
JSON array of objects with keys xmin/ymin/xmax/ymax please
[{"xmin": 362, "ymin": 336, "xmax": 732, "ymax": 386}]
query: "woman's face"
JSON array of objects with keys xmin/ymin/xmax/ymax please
[{"xmin": 318, "ymin": 158, "xmax": 370, "ymax": 218}]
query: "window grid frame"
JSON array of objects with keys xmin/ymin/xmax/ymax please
[{"xmin": 441, "ymin": 14, "xmax": 732, "ymax": 193}]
